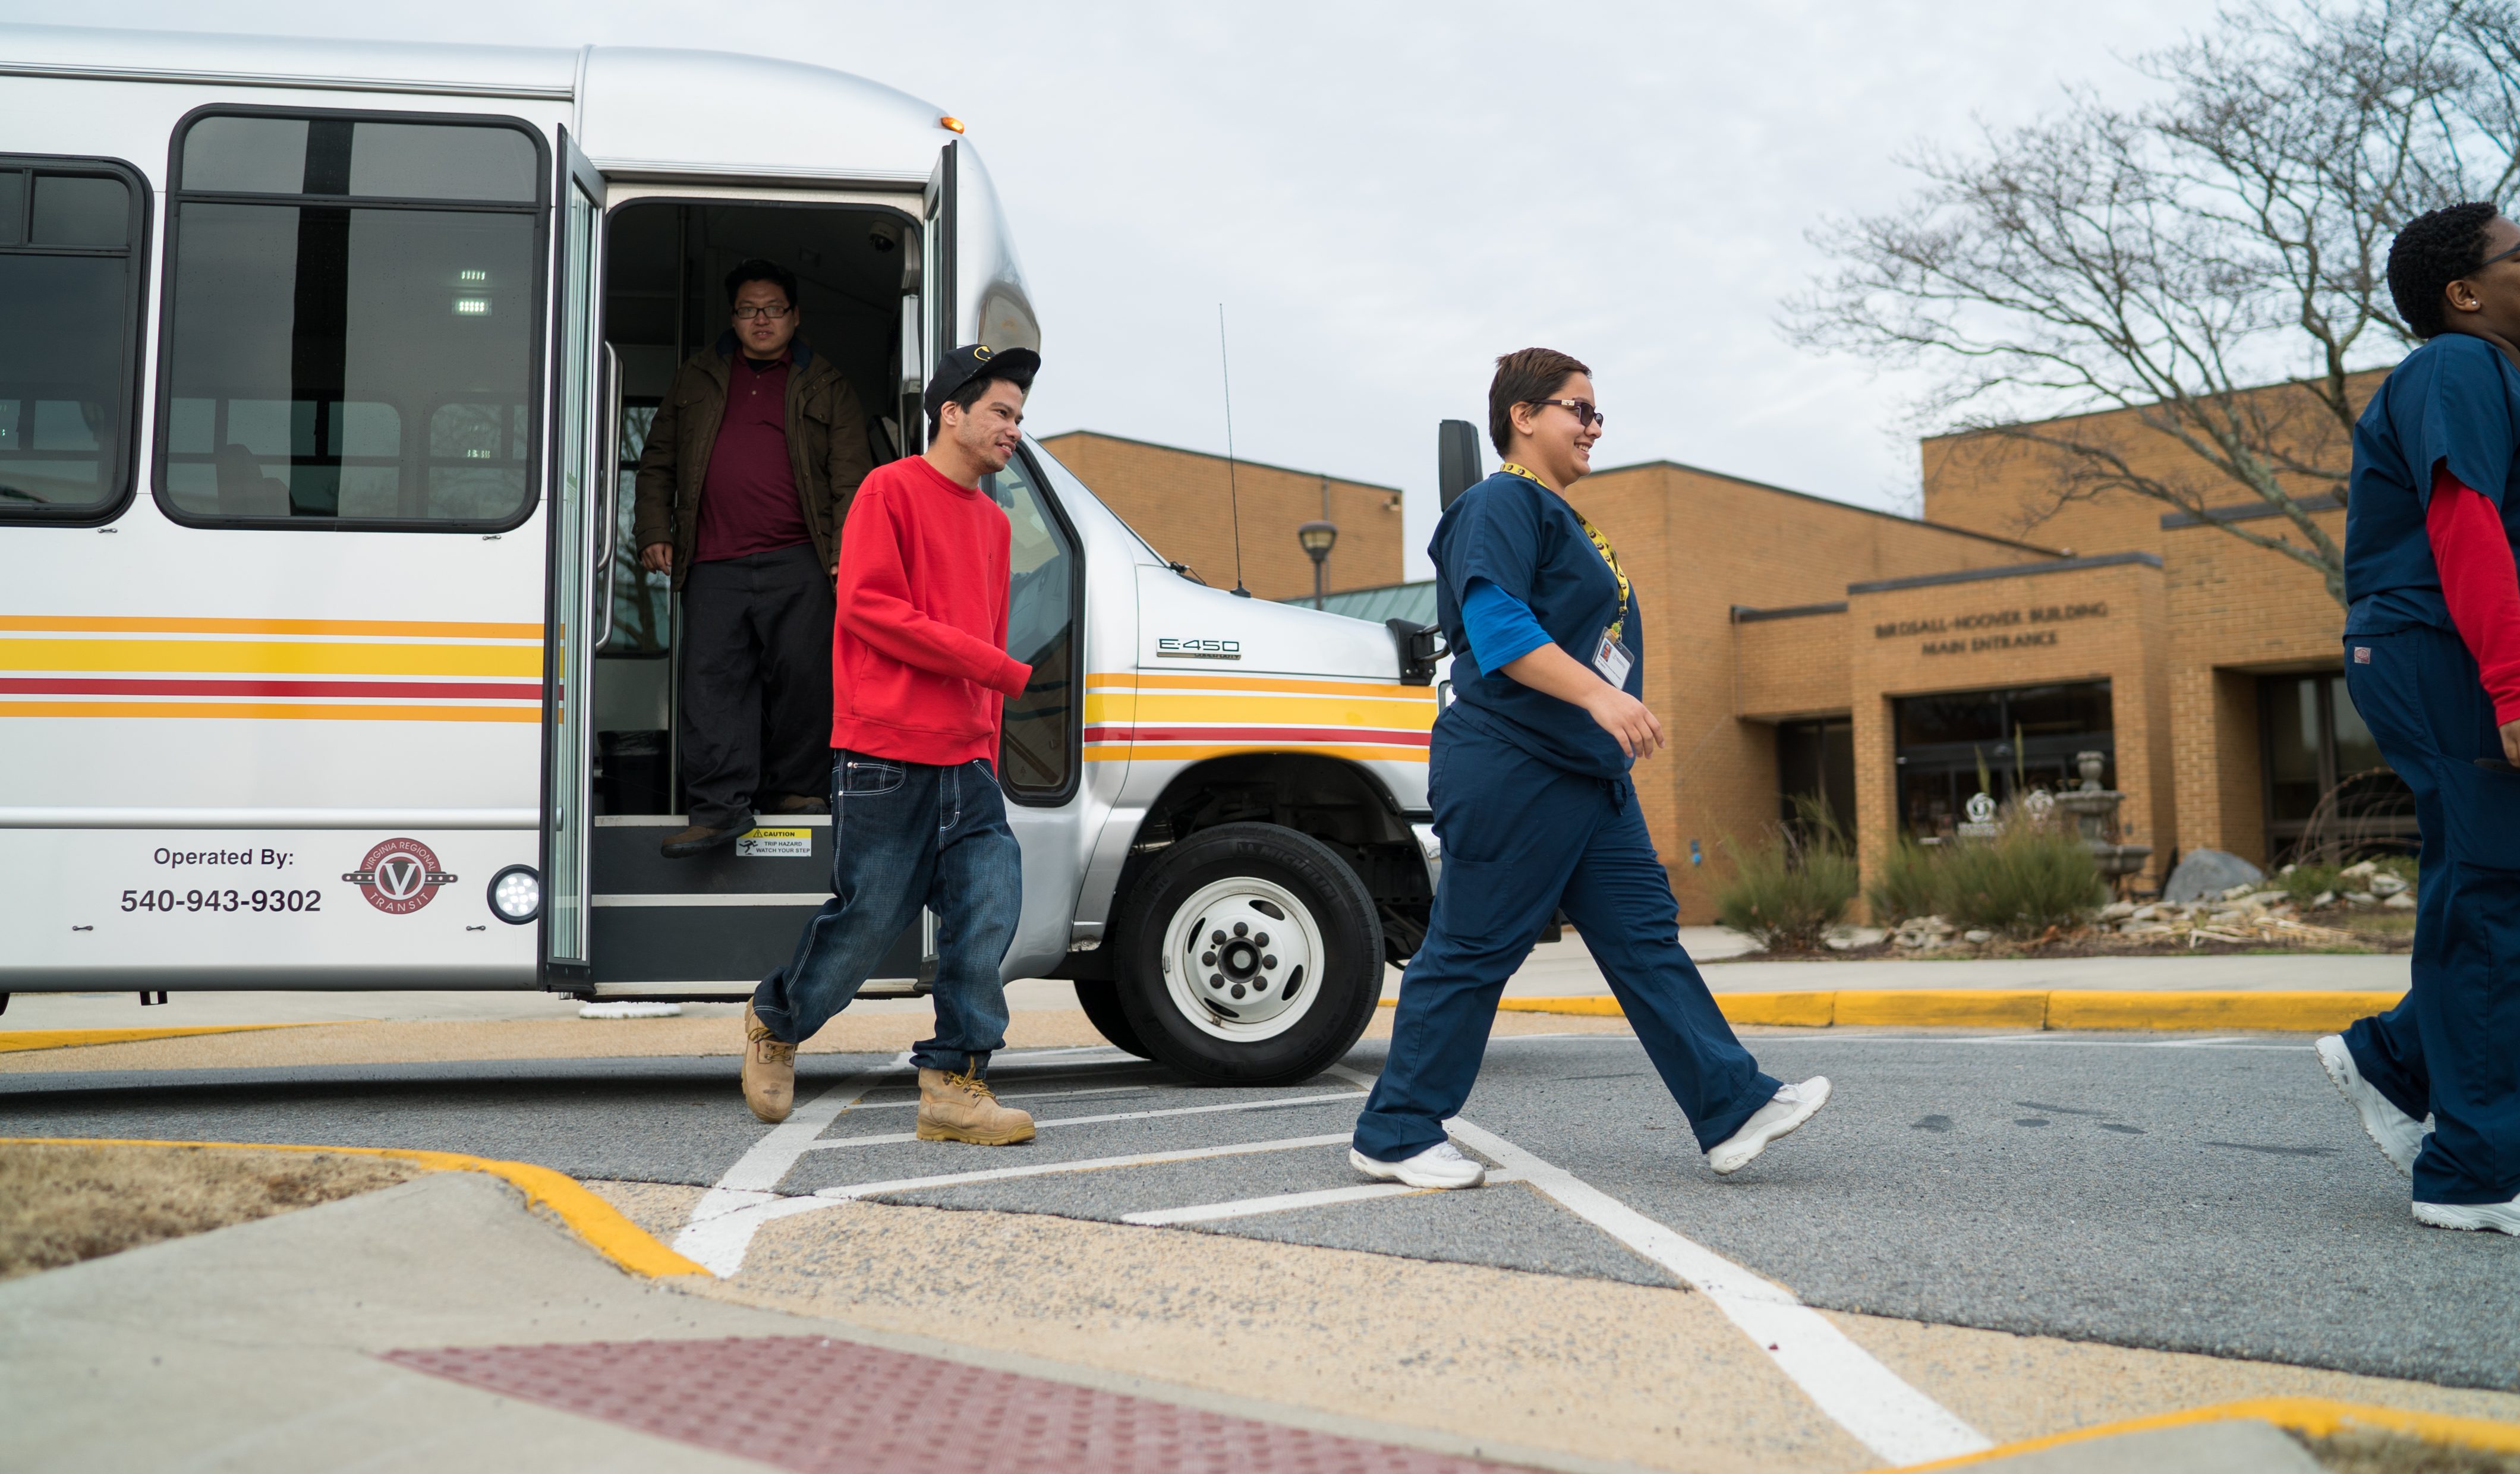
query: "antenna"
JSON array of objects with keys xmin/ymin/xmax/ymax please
[{"xmin": 1218, "ymin": 303, "xmax": 1251, "ymax": 597}]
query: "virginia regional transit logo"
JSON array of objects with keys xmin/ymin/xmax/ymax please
[{"xmin": 344, "ymin": 837, "xmax": 458, "ymax": 915}]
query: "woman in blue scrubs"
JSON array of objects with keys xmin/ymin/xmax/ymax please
[
  {"xmin": 1350, "ymin": 348, "xmax": 1829, "ymax": 1190},
  {"xmin": 2319, "ymin": 203, "xmax": 2520, "ymax": 1234}
]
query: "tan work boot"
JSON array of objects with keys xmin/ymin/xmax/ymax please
[
  {"xmin": 741, "ymin": 1003, "xmax": 796, "ymax": 1124},
  {"xmin": 917, "ymin": 1065, "xmax": 1035, "ymax": 1144}
]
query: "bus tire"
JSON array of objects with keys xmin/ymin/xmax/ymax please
[
  {"xmin": 1112, "ymin": 822, "xmax": 1382, "ymax": 1087},
  {"xmin": 1072, "ymin": 979, "xmax": 1154, "ymax": 1059}
]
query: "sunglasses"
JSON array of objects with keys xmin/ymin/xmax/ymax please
[{"xmin": 1529, "ymin": 398, "xmax": 1606, "ymax": 431}]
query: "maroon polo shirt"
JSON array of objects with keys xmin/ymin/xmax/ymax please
[{"xmin": 694, "ymin": 352, "xmax": 811, "ymax": 563}]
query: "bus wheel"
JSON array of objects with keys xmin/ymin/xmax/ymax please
[
  {"xmin": 1072, "ymin": 979, "xmax": 1154, "ymax": 1059},
  {"xmin": 1113, "ymin": 822, "xmax": 1382, "ymax": 1086}
]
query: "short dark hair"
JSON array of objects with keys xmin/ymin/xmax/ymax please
[
  {"xmin": 929, "ymin": 363, "xmax": 1037, "ymax": 441},
  {"xmin": 724, "ymin": 257, "xmax": 799, "ymax": 309},
  {"xmin": 1488, "ymin": 347, "xmax": 1592, "ymax": 456},
  {"xmin": 2389, "ymin": 203, "xmax": 2499, "ymax": 339}
]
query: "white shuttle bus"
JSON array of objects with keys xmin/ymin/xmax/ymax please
[{"xmin": 0, "ymin": 24, "xmax": 1446, "ymax": 1084}]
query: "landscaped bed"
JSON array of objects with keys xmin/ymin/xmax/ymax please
[{"xmin": 0, "ymin": 1140, "xmax": 422, "ymax": 1280}]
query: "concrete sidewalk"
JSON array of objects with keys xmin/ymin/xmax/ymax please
[{"xmin": 0, "ymin": 1169, "xmax": 1601, "ymax": 1474}]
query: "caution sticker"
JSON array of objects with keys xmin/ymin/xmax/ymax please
[{"xmin": 736, "ymin": 827, "xmax": 812, "ymax": 858}]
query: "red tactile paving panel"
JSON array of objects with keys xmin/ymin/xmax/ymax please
[{"xmin": 383, "ymin": 1336, "xmax": 1535, "ymax": 1473}]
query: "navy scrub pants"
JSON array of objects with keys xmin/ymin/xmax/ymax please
[
  {"xmin": 1353, "ymin": 720, "xmax": 1782, "ymax": 1163},
  {"xmin": 2339, "ymin": 624, "xmax": 2520, "ymax": 1206}
]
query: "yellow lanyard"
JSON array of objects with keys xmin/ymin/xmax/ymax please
[{"xmin": 1498, "ymin": 462, "xmax": 1630, "ymax": 641}]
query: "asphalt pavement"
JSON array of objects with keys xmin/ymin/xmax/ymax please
[{"xmin": 6, "ymin": 1022, "xmax": 2509, "ymax": 1396}]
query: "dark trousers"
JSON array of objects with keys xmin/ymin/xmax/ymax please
[
  {"xmin": 751, "ymin": 751, "xmax": 1023, "ymax": 1073},
  {"xmin": 2339, "ymin": 625, "xmax": 2520, "ymax": 1205},
  {"xmin": 1353, "ymin": 719, "xmax": 1780, "ymax": 1163},
  {"xmin": 678, "ymin": 544, "xmax": 833, "ymax": 831}
]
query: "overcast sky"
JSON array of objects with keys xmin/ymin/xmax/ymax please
[{"xmin": 15, "ymin": 1, "xmax": 2201, "ymax": 578}]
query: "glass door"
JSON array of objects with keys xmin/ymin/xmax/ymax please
[{"xmin": 543, "ymin": 136, "xmax": 605, "ymax": 974}]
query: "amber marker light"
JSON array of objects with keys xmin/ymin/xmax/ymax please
[{"xmin": 939, "ymin": 115, "xmax": 966, "ymax": 133}]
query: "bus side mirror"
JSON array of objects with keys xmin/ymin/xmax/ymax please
[
  {"xmin": 1437, "ymin": 420, "xmax": 1483, "ymax": 511},
  {"xmin": 1388, "ymin": 618, "xmax": 1445, "ymax": 686}
]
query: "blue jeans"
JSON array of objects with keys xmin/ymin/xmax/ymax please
[
  {"xmin": 751, "ymin": 749, "xmax": 1023, "ymax": 1075},
  {"xmin": 2338, "ymin": 626, "xmax": 2520, "ymax": 1205},
  {"xmin": 1353, "ymin": 719, "xmax": 1780, "ymax": 1162}
]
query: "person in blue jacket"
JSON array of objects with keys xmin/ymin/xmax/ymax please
[
  {"xmin": 1349, "ymin": 348, "xmax": 1830, "ymax": 1190},
  {"xmin": 2317, "ymin": 202, "xmax": 2520, "ymax": 1234}
]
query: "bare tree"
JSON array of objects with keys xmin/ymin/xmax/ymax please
[{"xmin": 1793, "ymin": 0, "xmax": 2520, "ymax": 604}]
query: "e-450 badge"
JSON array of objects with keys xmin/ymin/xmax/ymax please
[{"xmin": 1157, "ymin": 637, "xmax": 1240, "ymax": 661}]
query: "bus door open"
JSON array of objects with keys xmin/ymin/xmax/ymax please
[
  {"xmin": 578, "ymin": 189, "xmax": 933, "ymax": 1001},
  {"xmin": 540, "ymin": 134, "xmax": 606, "ymax": 988}
]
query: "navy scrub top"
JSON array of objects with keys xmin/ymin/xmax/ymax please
[
  {"xmin": 2345, "ymin": 333, "xmax": 2520, "ymax": 635},
  {"xmin": 1431, "ymin": 468, "xmax": 1643, "ymax": 779}
]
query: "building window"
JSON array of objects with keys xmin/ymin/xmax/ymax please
[
  {"xmin": 1894, "ymin": 681, "xmax": 2113, "ymax": 840},
  {"xmin": 2259, "ymin": 672, "xmax": 2414, "ymax": 860},
  {"xmin": 0, "ymin": 158, "xmax": 147, "ymax": 519},
  {"xmin": 1776, "ymin": 718, "xmax": 1854, "ymax": 837},
  {"xmin": 156, "ymin": 110, "xmax": 544, "ymax": 528}
]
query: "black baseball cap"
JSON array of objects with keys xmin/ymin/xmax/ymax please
[{"xmin": 923, "ymin": 343, "xmax": 1041, "ymax": 420}]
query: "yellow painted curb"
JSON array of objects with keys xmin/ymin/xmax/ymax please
[
  {"xmin": 0, "ymin": 1135, "xmax": 707, "ymax": 1279},
  {"xmin": 1880, "ymin": 1394, "xmax": 2520, "ymax": 1470},
  {"xmin": 1374, "ymin": 988, "xmax": 2411, "ymax": 1032},
  {"xmin": 0, "ymin": 1023, "xmax": 319, "ymax": 1054}
]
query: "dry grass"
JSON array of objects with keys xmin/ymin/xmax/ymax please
[
  {"xmin": 0, "ymin": 1141, "xmax": 423, "ymax": 1281},
  {"xmin": 2301, "ymin": 1431, "xmax": 2520, "ymax": 1472}
]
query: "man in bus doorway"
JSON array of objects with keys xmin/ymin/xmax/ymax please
[
  {"xmin": 740, "ymin": 345, "xmax": 1042, "ymax": 1145},
  {"xmin": 633, "ymin": 257, "xmax": 875, "ymax": 858}
]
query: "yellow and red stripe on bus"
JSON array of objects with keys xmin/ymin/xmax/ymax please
[
  {"xmin": 1081, "ymin": 669, "xmax": 1435, "ymax": 764},
  {"xmin": 0, "ymin": 617, "xmax": 545, "ymax": 722}
]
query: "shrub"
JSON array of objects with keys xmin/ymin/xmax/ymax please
[
  {"xmin": 1938, "ymin": 814, "xmax": 2107, "ymax": 937},
  {"xmin": 1865, "ymin": 836, "xmax": 1946, "ymax": 924},
  {"xmin": 2277, "ymin": 863, "xmax": 2342, "ymax": 906},
  {"xmin": 1715, "ymin": 827, "xmax": 1860, "ymax": 953}
]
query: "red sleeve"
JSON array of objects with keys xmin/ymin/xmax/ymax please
[
  {"xmin": 836, "ymin": 485, "xmax": 1032, "ymax": 700},
  {"xmin": 2426, "ymin": 462, "xmax": 2520, "ymax": 726}
]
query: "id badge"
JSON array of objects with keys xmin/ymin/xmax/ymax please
[{"xmin": 1591, "ymin": 628, "xmax": 1634, "ymax": 687}]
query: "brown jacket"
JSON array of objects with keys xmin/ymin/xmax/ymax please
[{"xmin": 631, "ymin": 335, "xmax": 875, "ymax": 589}]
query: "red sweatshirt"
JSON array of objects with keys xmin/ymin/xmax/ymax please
[
  {"xmin": 2426, "ymin": 462, "xmax": 2520, "ymax": 726},
  {"xmin": 830, "ymin": 455, "xmax": 1032, "ymax": 766}
]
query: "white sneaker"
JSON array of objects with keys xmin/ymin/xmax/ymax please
[
  {"xmin": 1350, "ymin": 1140, "xmax": 1486, "ymax": 1189},
  {"xmin": 2413, "ymin": 1195, "xmax": 2520, "ymax": 1236},
  {"xmin": 2316, "ymin": 1035, "xmax": 2426, "ymax": 1178},
  {"xmin": 1707, "ymin": 1077, "xmax": 1832, "ymax": 1176}
]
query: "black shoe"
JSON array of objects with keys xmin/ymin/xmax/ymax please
[
  {"xmin": 766, "ymin": 793, "xmax": 829, "ymax": 815},
  {"xmin": 660, "ymin": 817, "xmax": 751, "ymax": 858}
]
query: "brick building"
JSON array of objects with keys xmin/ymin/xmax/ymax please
[
  {"xmin": 1038, "ymin": 432, "xmax": 1404, "ymax": 603},
  {"xmin": 1048, "ymin": 385, "xmax": 2383, "ymax": 923}
]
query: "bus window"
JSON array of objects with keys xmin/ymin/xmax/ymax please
[
  {"xmin": 991, "ymin": 448, "xmax": 1079, "ymax": 803},
  {"xmin": 0, "ymin": 159, "xmax": 145, "ymax": 520},
  {"xmin": 156, "ymin": 112, "xmax": 546, "ymax": 528}
]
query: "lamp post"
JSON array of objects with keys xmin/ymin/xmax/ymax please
[{"xmin": 1297, "ymin": 520, "xmax": 1338, "ymax": 609}]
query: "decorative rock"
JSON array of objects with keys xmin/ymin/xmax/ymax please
[
  {"xmin": 2345, "ymin": 891, "xmax": 2378, "ymax": 906},
  {"xmin": 2384, "ymin": 892, "xmax": 2416, "ymax": 910},
  {"xmin": 2311, "ymin": 891, "xmax": 2336, "ymax": 908},
  {"xmin": 2207, "ymin": 909, "xmax": 2245, "ymax": 925},
  {"xmin": 2165, "ymin": 849, "xmax": 2266, "ymax": 903},
  {"xmin": 2099, "ymin": 901, "xmax": 2137, "ymax": 921},
  {"xmin": 2370, "ymin": 873, "xmax": 2409, "ymax": 897},
  {"xmin": 2339, "ymin": 860, "xmax": 2380, "ymax": 885},
  {"xmin": 2242, "ymin": 890, "xmax": 2289, "ymax": 908},
  {"xmin": 1962, "ymin": 929, "xmax": 1993, "ymax": 943}
]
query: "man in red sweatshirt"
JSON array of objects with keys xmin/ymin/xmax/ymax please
[{"xmin": 739, "ymin": 345, "xmax": 1042, "ymax": 1142}]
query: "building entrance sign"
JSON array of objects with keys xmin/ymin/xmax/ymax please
[{"xmin": 1875, "ymin": 601, "xmax": 2109, "ymax": 657}]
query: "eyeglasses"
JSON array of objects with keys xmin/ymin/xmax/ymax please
[
  {"xmin": 1529, "ymin": 398, "xmax": 1605, "ymax": 430},
  {"xmin": 732, "ymin": 304, "xmax": 793, "ymax": 322},
  {"xmin": 2478, "ymin": 240, "xmax": 2520, "ymax": 272}
]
